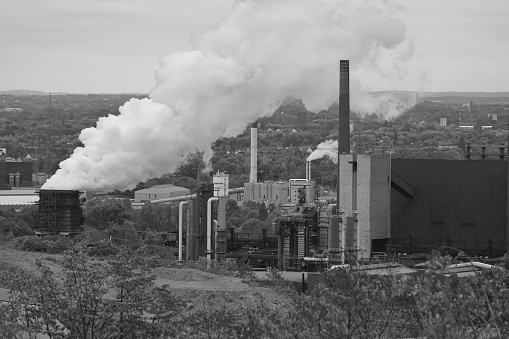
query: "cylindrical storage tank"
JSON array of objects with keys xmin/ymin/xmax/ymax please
[{"xmin": 37, "ymin": 189, "xmax": 82, "ymax": 235}]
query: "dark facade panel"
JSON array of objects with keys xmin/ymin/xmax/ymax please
[
  {"xmin": 391, "ymin": 159, "xmax": 507, "ymax": 246},
  {"xmin": 0, "ymin": 161, "xmax": 33, "ymax": 185}
]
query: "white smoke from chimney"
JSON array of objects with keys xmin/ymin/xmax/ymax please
[
  {"xmin": 44, "ymin": 0, "xmax": 412, "ymax": 191},
  {"xmin": 307, "ymin": 139, "xmax": 338, "ymax": 164}
]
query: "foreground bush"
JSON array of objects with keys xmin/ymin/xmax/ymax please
[
  {"xmin": 21, "ymin": 235, "xmax": 75, "ymax": 253},
  {"xmin": 0, "ymin": 245, "xmax": 184, "ymax": 338},
  {"xmin": 1, "ymin": 245, "xmax": 509, "ymax": 338}
]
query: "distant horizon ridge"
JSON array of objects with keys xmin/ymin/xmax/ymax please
[{"xmin": 1, "ymin": 89, "xmax": 508, "ymax": 97}]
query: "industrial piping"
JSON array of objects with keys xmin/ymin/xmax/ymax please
[
  {"xmin": 272, "ymin": 216, "xmax": 308, "ymax": 270},
  {"xmin": 207, "ymin": 196, "xmax": 219, "ymax": 261},
  {"xmin": 178, "ymin": 201, "xmax": 188, "ymax": 262},
  {"xmin": 150, "ymin": 188, "xmax": 244, "ymax": 204},
  {"xmin": 151, "ymin": 193, "xmax": 197, "ymax": 204}
]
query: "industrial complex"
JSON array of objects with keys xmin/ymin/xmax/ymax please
[{"xmin": 30, "ymin": 60, "xmax": 509, "ymax": 270}]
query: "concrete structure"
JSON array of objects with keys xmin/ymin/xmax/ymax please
[
  {"xmin": 213, "ymin": 172, "xmax": 229, "ymax": 197},
  {"xmin": 32, "ymin": 172, "xmax": 48, "ymax": 186},
  {"xmin": 250, "ymin": 123, "xmax": 257, "ymax": 183},
  {"xmin": 244, "ymin": 180, "xmax": 315, "ymax": 205},
  {"xmin": 338, "ymin": 154, "xmax": 391, "ymax": 260},
  {"xmin": 134, "ymin": 184, "xmax": 190, "ymax": 203},
  {"xmin": 244, "ymin": 182, "xmax": 289, "ymax": 204},
  {"xmin": 0, "ymin": 161, "xmax": 33, "ymax": 187}
]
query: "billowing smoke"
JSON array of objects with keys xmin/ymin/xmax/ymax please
[
  {"xmin": 44, "ymin": 0, "xmax": 412, "ymax": 191},
  {"xmin": 353, "ymin": 90, "xmax": 417, "ymax": 119},
  {"xmin": 307, "ymin": 139, "xmax": 338, "ymax": 164}
]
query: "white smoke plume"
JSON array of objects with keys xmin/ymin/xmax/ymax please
[
  {"xmin": 353, "ymin": 90, "xmax": 418, "ymax": 119},
  {"xmin": 307, "ymin": 139, "xmax": 338, "ymax": 164},
  {"xmin": 44, "ymin": 0, "xmax": 413, "ymax": 191}
]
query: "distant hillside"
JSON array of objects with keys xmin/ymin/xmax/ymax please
[
  {"xmin": 0, "ymin": 90, "xmax": 68, "ymax": 96},
  {"xmin": 422, "ymin": 91, "xmax": 509, "ymax": 98},
  {"xmin": 419, "ymin": 91, "xmax": 509, "ymax": 104},
  {"xmin": 0, "ymin": 90, "xmax": 147, "ymax": 96}
]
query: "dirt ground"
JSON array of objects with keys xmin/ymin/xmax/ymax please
[{"xmin": 0, "ymin": 246, "xmax": 289, "ymax": 311}]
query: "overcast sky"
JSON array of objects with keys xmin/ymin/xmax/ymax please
[{"xmin": 0, "ymin": 0, "xmax": 508, "ymax": 94}]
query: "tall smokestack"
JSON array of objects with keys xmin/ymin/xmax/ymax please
[
  {"xmin": 338, "ymin": 60, "xmax": 350, "ymax": 154},
  {"xmin": 250, "ymin": 123, "xmax": 257, "ymax": 183},
  {"xmin": 337, "ymin": 60, "xmax": 350, "ymax": 208}
]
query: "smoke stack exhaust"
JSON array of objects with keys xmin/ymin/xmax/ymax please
[
  {"xmin": 250, "ymin": 123, "xmax": 257, "ymax": 183},
  {"xmin": 338, "ymin": 60, "xmax": 350, "ymax": 154}
]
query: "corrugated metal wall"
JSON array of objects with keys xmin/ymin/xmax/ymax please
[{"xmin": 391, "ymin": 159, "xmax": 507, "ymax": 246}]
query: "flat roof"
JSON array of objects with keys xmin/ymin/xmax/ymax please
[
  {"xmin": 0, "ymin": 195, "xmax": 38, "ymax": 205},
  {"xmin": 136, "ymin": 184, "xmax": 189, "ymax": 194}
]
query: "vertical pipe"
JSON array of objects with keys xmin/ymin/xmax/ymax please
[
  {"xmin": 207, "ymin": 197, "xmax": 219, "ymax": 261},
  {"xmin": 186, "ymin": 200, "xmax": 192, "ymax": 260},
  {"xmin": 278, "ymin": 234, "xmax": 284, "ymax": 270},
  {"xmin": 178, "ymin": 201, "xmax": 188, "ymax": 262},
  {"xmin": 250, "ymin": 123, "xmax": 258, "ymax": 183}
]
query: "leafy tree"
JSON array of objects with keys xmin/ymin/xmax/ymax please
[
  {"xmin": 258, "ymin": 203, "xmax": 268, "ymax": 221},
  {"xmin": 175, "ymin": 150, "xmax": 207, "ymax": 179},
  {"xmin": 132, "ymin": 203, "xmax": 175, "ymax": 232},
  {"xmin": 0, "ymin": 245, "xmax": 184, "ymax": 338},
  {"xmin": 83, "ymin": 198, "xmax": 132, "ymax": 230}
]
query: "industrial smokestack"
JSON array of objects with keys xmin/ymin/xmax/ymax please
[
  {"xmin": 306, "ymin": 160, "xmax": 311, "ymax": 182},
  {"xmin": 338, "ymin": 60, "xmax": 350, "ymax": 154},
  {"xmin": 337, "ymin": 60, "xmax": 350, "ymax": 208},
  {"xmin": 250, "ymin": 123, "xmax": 258, "ymax": 183}
]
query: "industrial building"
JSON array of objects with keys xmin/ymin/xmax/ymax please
[
  {"xmin": 134, "ymin": 184, "xmax": 190, "ymax": 203},
  {"xmin": 0, "ymin": 161, "xmax": 33, "ymax": 187},
  {"xmin": 34, "ymin": 58, "xmax": 509, "ymax": 270}
]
